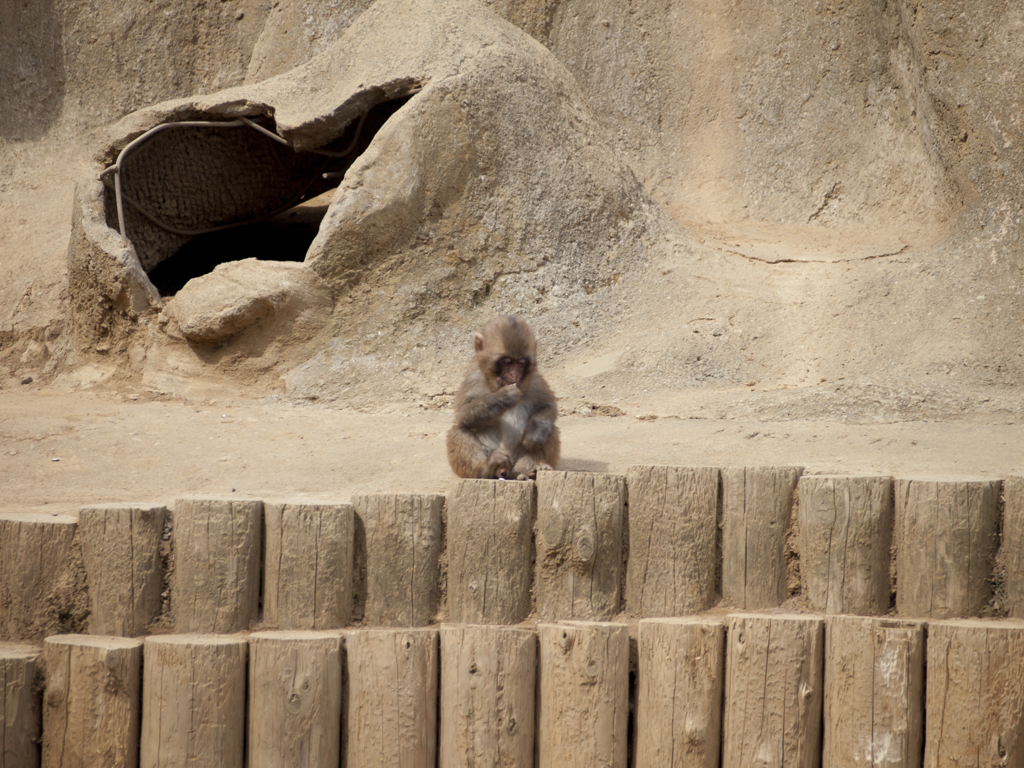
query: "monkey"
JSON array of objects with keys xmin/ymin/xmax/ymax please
[{"xmin": 447, "ymin": 315, "xmax": 560, "ymax": 480}]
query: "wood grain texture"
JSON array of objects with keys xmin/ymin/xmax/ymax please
[
  {"xmin": 722, "ymin": 613, "xmax": 824, "ymax": 768},
  {"xmin": 924, "ymin": 619, "xmax": 1024, "ymax": 768},
  {"xmin": 439, "ymin": 625, "xmax": 536, "ymax": 768},
  {"xmin": 140, "ymin": 635, "xmax": 247, "ymax": 768},
  {"xmin": 0, "ymin": 513, "xmax": 79, "ymax": 641},
  {"xmin": 1001, "ymin": 476, "xmax": 1024, "ymax": 618},
  {"xmin": 823, "ymin": 616, "xmax": 924, "ymax": 768},
  {"xmin": 263, "ymin": 501, "xmax": 354, "ymax": 629},
  {"xmin": 344, "ymin": 628, "xmax": 438, "ymax": 768},
  {"xmin": 721, "ymin": 466, "xmax": 803, "ymax": 609},
  {"xmin": 895, "ymin": 478, "xmax": 999, "ymax": 618},
  {"xmin": 448, "ymin": 480, "xmax": 534, "ymax": 624},
  {"xmin": 247, "ymin": 630, "xmax": 343, "ymax": 768},
  {"xmin": 537, "ymin": 621, "xmax": 629, "ymax": 768},
  {"xmin": 0, "ymin": 643, "xmax": 42, "ymax": 768},
  {"xmin": 636, "ymin": 618, "xmax": 724, "ymax": 768},
  {"xmin": 798, "ymin": 476, "xmax": 893, "ymax": 615},
  {"xmin": 351, "ymin": 494, "xmax": 444, "ymax": 627},
  {"xmin": 172, "ymin": 498, "xmax": 262, "ymax": 633},
  {"xmin": 79, "ymin": 503, "xmax": 167, "ymax": 636},
  {"xmin": 43, "ymin": 635, "xmax": 143, "ymax": 768},
  {"xmin": 625, "ymin": 466, "xmax": 719, "ymax": 616},
  {"xmin": 536, "ymin": 471, "xmax": 625, "ymax": 621}
]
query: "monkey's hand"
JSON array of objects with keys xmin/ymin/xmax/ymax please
[{"xmin": 494, "ymin": 384, "xmax": 523, "ymax": 408}]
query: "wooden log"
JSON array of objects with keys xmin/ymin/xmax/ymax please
[
  {"xmin": 343, "ymin": 628, "xmax": 438, "ymax": 768},
  {"xmin": 248, "ymin": 630, "xmax": 343, "ymax": 768},
  {"xmin": 625, "ymin": 466, "xmax": 719, "ymax": 616},
  {"xmin": 823, "ymin": 616, "xmax": 924, "ymax": 768},
  {"xmin": 140, "ymin": 635, "xmax": 247, "ymax": 768},
  {"xmin": 722, "ymin": 613, "xmax": 824, "ymax": 767},
  {"xmin": 263, "ymin": 500, "xmax": 354, "ymax": 629},
  {"xmin": 447, "ymin": 480, "xmax": 534, "ymax": 625},
  {"xmin": 42, "ymin": 635, "xmax": 143, "ymax": 768},
  {"xmin": 439, "ymin": 625, "xmax": 536, "ymax": 768},
  {"xmin": 172, "ymin": 497, "xmax": 262, "ymax": 633},
  {"xmin": 351, "ymin": 494, "xmax": 444, "ymax": 627},
  {"xmin": 924, "ymin": 619, "xmax": 1024, "ymax": 767},
  {"xmin": 636, "ymin": 618, "xmax": 725, "ymax": 768},
  {"xmin": 895, "ymin": 477, "xmax": 1000, "ymax": 618},
  {"xmin": 0, "ymin": 643, "xmax": 42, "ymax": 768},
  {"xmin": 1001, "ymin": 476, "xmax": 1024, "ymax": 618},
  {"xmin": 0, "ymin": 513, "xmax": 83, "ymax": 641},
  {"xmin": 537, "ymin": 621, "xmax": 629, "ymax": 768},
  {"xmin": 78, "ymin": 503, "xmax": 167, "ymax": 636},
  {"xmin": 536, "ymin": 472, "xmax": 625, "ymax": 621},
  {"xmin": 721, "ymin": 466, "xmax": 803, "ymax": 609},
  {"xmin": 798, "ymin": 476, "xmax": 893, "ymax": 615}
]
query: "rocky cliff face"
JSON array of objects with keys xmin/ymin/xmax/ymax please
[{"xmin": 1, "ymin": 0, "xmax": 1021, "ymax": 420}]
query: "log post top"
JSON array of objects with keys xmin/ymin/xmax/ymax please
[
  {"xmin": 79, "ymin": 502, "xmax": 168, "ymax": 512},
  {"xmin": 248, "ymin": 630, "xmax": 346, "ymax": 644},
  {"xmin": 896, "ymin": 476, "xmax": 1001, "ymax": 485},
  {"xmin": 0, "ymin": 512, "xmax": 77, "ymax": 524},
  {"xmin": 262, "ymin": 499, "xmax": 352, "ymax": 507},
  {"xmin": 927, "ymin": 617, "xmax": 1024, "ymax": 631},
  {"xmin": 44, "ymin": 634, "xmax": 143, "ymax": 650},
  {"xmin": 639, "ymin": 616, "xmax": 725, "ymax": 628},
  {"xmin": 174, "ymin": 496, "xmax": 263, "ymax": 507},
  {"xmin": 451, "ymin": 478, "xmax": 534, "ymax": 497},
  {"xmin": 0, "ymin": 641, "xmax": 43, "ymax": 657},
  {"xmin": 143, "ymin": 634, "xmax": 250, "ymax": 647},
  {"xmin": 799, "ymin": 473, "xmax": 894, "ymax": 481},
  {"xmin": 825, "ymin": 615, "xmax": 924, "ymax": 631},
  {"xmin": 440, "ymin": 623, "xmax": 536, "ymax": 637},
  {"xmin": 727, "ymin": 612, "xmax": 824, "ymax": 624}
]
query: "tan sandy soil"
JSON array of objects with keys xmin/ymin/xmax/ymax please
[{"xmin": 2, "ymin": 386, "xmax": 1021, "ymax": 518}]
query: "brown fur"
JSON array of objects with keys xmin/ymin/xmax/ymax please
[{"xmin": 447, "ymin": 316, "xmax": 560, "ymax": 479}]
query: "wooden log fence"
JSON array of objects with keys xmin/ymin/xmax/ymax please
[
  {"xmin": 447, "ymin": 480, "xmax": 534, "ymax": 624},
  {"xmin": 536, "ymin": 471, "xmax": 625, "ymax": 621},
  {"xmin": 140, "ymin": 635, "xmax": 248, "ymax": 768},
  {"xmin": 722, "ymin": 613, "xmax": 824, "ymax": 767},
  {"xmin": 0, "ymin": 643, "xmax": 42, "ymax": 768},
  {"xmin": 798, "ymin": 475, "xmax": 893, "ymax": 615},
  {"xmin": 43, "ymin": 634, "xmax": 143, "ymax": 768},
  {"xmin": 636, "ymin": 617, "xmax": 724, "ymax": 768},
  {"xmin": 537, "ymin": 621, "xmax": 629, "ymax": 768},
  {"xmin": 722, "ymin": 466, "xmax": 803, "ymax": 609},
  {"xmin": 262, "ymin": 500, "xmax": 354, "ymax": 629},
  {"xmin": 351, "ymin": 494, "xmax": 444, "ymax": 627},
  {"xmin": 439, "ymin": 624, "xmax": 536, "ymax": 768},
  {"xmin": 248, "ymin": 630, "xmax": 343, "ymax": 768},
  {"xmin": 78, "ymin": 504, "xmax": 167, "ymax": 637},
  {"xmin": 895, "ymin": 478, "xmax": 1000, "ymax": 618},
  {"xmin": 5, "ymin": 469, "xmax": 1024, "ymax": 767},
  {"xmin": 172, "ymin": 497, "xmax": 262, "ymax": 634},
  {"xmin": 823, "ymin": 616, "xmax": 924, "ymax": 768},
  {"xmin": 626, "ymin": 466, "xmax": 718, "ymax": 616}
]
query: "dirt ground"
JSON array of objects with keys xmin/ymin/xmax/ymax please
[{"xmin": 3, "ymin": 383, "xmax": 1021, "ymax": 518}]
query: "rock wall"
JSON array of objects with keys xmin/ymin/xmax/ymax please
[{"xmin": 1, "ymin": 0, "xmax": 1021, "ymax": 414}]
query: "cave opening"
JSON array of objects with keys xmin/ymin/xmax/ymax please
[{"xmin": 106, "ymin": 94, "xmax": 413, "ymax": 297}]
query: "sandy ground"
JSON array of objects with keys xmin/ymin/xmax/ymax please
[{"xmin": 2, "ymin": 386, "xmax": 1021, "ymax": 518}]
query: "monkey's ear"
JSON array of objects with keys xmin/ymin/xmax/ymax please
[{"xmin": 474, "ymin": 333, "xmax": 485, "ymax": 353}]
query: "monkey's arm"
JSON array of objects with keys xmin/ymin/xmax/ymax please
[
  {"xmin": 521, "ymin": 377, "xmax": 558, "ymax": 452},
  {"xmin": 521, "ymin": 401, "xmax": 557, "ymax": 451},
  {"xmin": 454, "ymin": 371, "xmax": 522, "ymax": 430}
]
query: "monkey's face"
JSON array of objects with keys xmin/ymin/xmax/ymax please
[{"xmin": 496, "ymin": 356, "xmax": 530, "ymax": 388}]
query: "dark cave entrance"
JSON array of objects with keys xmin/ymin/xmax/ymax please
[{"xmin": 106, "ymin": 95, "xmax": 413, "ymax": 297}]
